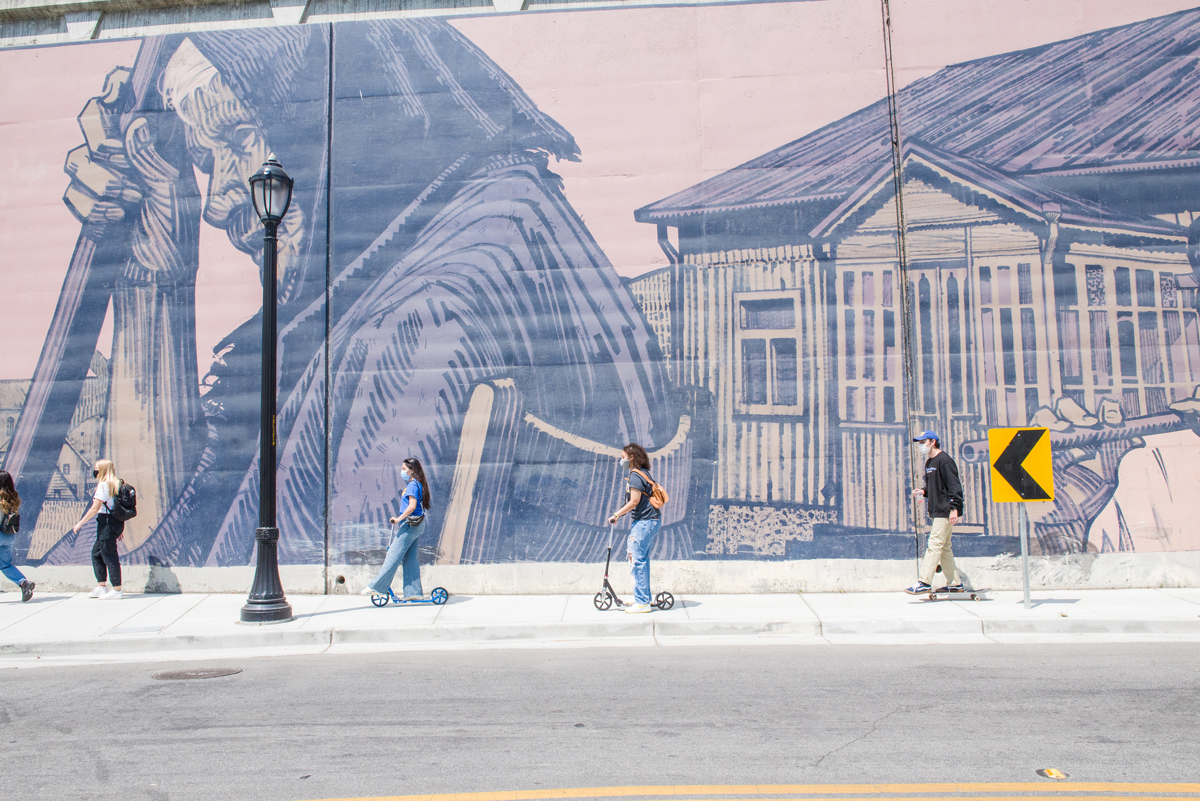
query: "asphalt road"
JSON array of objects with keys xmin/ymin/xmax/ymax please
[{"xmin": 3, "ymin": 642, "xmax": 1199, "ymax": 801}]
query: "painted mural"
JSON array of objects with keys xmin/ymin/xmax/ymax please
[{"xmin": 2, "ymin": 1, "xmax": 1199, "ymax": 572}]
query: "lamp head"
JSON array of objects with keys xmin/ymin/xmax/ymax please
[{"xmin": 248, "ymin": 154, "xmax": 293, "ymax": 225}]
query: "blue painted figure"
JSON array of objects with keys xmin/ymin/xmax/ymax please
[{"xmin": 31, "ymin": 21, "xmax": 690, "ymax": 570}]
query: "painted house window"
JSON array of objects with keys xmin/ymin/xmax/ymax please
[
  {"xmin": 947, "ymin": 277, "xmax": 963, "ymax": 412},
  {"xmin": 1115, "ymin": 267, "xmax": 1132, "ymax": 306},
  {"xmin": 1136, "ymin": 270, "xmax": 1156, "ymax": 307},
  {"xmin": 1018, "ymin": 263, "xmax": 1033, "ymax": 305},
  {"xmin": 1055, "ymin": 263, "xmax": 1083, "ymax": 386},
  {"xmin": 882, "ymin": 270, "xmax": 894, "ymax": 307},
  {"xmin": 1161, "ymin": 273, "xmax": 1178, "ymax": 308},
  {"xmin": 1139, "ymin": 311, "xmax": 1164, "ymax": 385},
  {"xmin": 5, "ymin": 417, "xmax": 12, "ymax": 437},
  {"xmin": 1000, "ymin": 308, "xmax": 1017, "ymax": 386},
  {"xmin": 883, "ymin": 311, "xmax": 896, "ymax": 381},
  {"xmin": 862, "ymin": 310, "xmax": 876, "ymax": 381},
  {"xmin": 62, "ymin": 463, "xmax": 70, "ymax": 476},
  {"xmin": 742, "ymin": 340, "xmax": 767, "ymax": 404},
  {"xmin": 919, "ymin": 276, "xmax": 935, "ymax": 412},
  {"xmin": 1117, "ymin": 314, "xmax": 1137, "ymax": 379},
  {"xmin": 1021, "ymin": 308, "xmax": 1038, "ymax": 385},
  {"xmin": 736, "ymin": 294, "xmax": 801, "ymax": 412},
  {"xmin": 844, "ymin": 310, "xmax": 857, "ymax": 381},
  {"xmin": 771, "ymin": 339, "xmax": 798, "ymax": 406},
  {"xmin": 1090, "ymin": 310, "xmax": 1113, "ymax": 386},
  {"xmin": 1086, "ymin": 265, "xmax": 1106, "ymax": 306}
]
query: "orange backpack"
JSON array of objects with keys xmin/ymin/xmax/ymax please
[{"xmin": 630, "ymin": 469, "xmax": 669, "ymax": 510}]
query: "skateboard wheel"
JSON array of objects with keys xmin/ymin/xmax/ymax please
[
  {"xmin": 370, "ymin": 593, "xmax": 389, "ymax": 607},
  {"xmin": 928, "ymin": 593, "xmax": 937, "ymax": 601},
  {"xmin": 431, "ymin": 587, "xmax": 449, "ymax": 605},
  {"xmin": 655, "ymin": 591, "xmax": 674, "ymax": 610},
  {"xmin": 594, "ymin": 592, "xmax": 613, "ymax": 611}
]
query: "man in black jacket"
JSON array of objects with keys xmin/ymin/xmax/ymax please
[{"xmin": 906, "ymin": 430, "xmax": 965, "ymax": 594}]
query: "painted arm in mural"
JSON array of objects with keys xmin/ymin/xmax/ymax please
[
  {"xmin": 62, "ymin": 62, "xmax": 206, "ymax": 551},
  {"xmin": 1023, "ymin": 391, "xmax": 1200, "ymax": 553}
]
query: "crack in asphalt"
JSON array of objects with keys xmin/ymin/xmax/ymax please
[{"xmin": 812, "ymin": 704, "xmax": 906, "ymax": 767}]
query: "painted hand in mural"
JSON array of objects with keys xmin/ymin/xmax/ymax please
[
  {"xmin": 1024, "ymin": 396, "xmax": 1143, "ymax": 553},
  {"xmin": 63, "ymin": 68, "xmax": 143, "ymax": 227}
]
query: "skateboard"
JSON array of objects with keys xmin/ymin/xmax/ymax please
[
  {"xmin": 920, "ymin": 587, "xmax": 987, "ymax": 601},
  {"xmin": 370, "ymin": 587, "xmax": 449, "ymax": 607}
]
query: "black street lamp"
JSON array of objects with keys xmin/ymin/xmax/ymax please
[{"xmin": 241, "ymin": 155, "xmax": 294, "ymax": 624}]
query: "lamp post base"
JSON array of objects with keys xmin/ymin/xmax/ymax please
[{"xmin": 241, "ymin": 526, "xmax": 293, "ymax": 623}]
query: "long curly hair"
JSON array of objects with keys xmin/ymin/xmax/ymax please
[
  {"xmin": 403, "ymin": 457, "xmax": 432, "ymax": 512},
  {"xmin": 622, "ymin": 443, "xmax": 651, "ymax": 471},
  {"xmin": 0, "ymin": 470, "xmax": 19, "ymax": 515}
]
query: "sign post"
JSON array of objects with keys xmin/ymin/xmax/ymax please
[{"xmin": 987, "ymin": 427, "xmax": 1055, "ymax": 610}]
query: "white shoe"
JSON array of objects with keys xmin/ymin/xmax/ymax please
[
  {"xmin": 624, "ymin": 602, "xmax": 652, "ymax": 614},
  {"xmin": 359, "ymin": 586, "xmax": 380, "ymax": 596},
  {"xmin": 89, "ymin": 587, "xmax": 106, "ymax": 598},
  {"xmin": 100, "ymin": 589, "xmax": 123, "ymax": 600}
]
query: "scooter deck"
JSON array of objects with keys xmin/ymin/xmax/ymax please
[{"xmin": 370, "ymin": 587, "xmax": 449, "ymax": 607}]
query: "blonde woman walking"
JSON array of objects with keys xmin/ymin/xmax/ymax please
[
  {"xmin": 0, "ymin": 470, "xmax": 34, "ymax": 602},
  {"xmin": 73, "ymin": 460, "xmax": 125, "ymax": 599}
]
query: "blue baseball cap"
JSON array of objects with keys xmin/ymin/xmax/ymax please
[{"xmin": 912, "ymin": 430, "xmax": 940, "ymax": 442}]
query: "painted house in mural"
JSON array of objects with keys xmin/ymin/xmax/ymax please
[{"xmin": 633, "ymin": 8, "xmax": 1200, "ymax": 556}]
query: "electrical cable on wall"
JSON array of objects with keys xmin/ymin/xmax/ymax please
[{"xmin": 879, "ymin": 0, "xmax": 925, "ymax": 569}]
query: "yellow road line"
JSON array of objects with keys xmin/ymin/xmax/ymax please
[{"xmin": 304, "ymin": 783, "xmax": 1200, "ymax": 801}]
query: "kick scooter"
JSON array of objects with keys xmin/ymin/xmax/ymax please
[
  {"xmin": 367, "ymin": 522, "xmax": 450, "ymax": 607},
  {"xmin": 593, "ymin": 523, "xmax": 674, "ymax": 611},
  {"xmin": 370, "ymin": 586, "xmax": 449, "ymax": 607}
]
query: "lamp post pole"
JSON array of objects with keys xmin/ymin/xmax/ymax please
[{"xmin": 241, "ymin": 156, "xmax": 294, "ymax": 624}]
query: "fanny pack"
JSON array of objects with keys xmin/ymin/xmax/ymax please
[{"xmin": 407, "ymin": 515, "xmax": 425, "ymax": 527}]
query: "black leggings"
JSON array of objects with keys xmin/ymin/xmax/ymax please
[{"xmin": 92, "ymin": 515, "xmax": 122, "ymax": 586}]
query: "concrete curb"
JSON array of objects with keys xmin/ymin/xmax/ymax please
[{"xmin": 3, "ymin": 611, "xmax": 1200, "ymax": 661}]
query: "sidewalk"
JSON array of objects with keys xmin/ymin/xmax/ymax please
[{"xmin": 2, "ymin": 587, "xmax": 1199, "ymax": 667}]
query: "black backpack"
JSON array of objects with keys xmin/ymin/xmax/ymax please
[
  {"xmin": 110, "ymin": 480, "xmax": 137, "ymax": 522},
  {"xmin": 0, "ymin": 511, "xmax": 18, "ymax": 535}
]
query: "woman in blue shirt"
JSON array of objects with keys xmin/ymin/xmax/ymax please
[{"xmin": 361, "ymin": 458, "xmax": 431, "ymax": 601}]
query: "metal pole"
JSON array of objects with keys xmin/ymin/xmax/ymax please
[
  {"xmin": 241, "ymin": 218, "xmax": 293, "ymax": 623},
  {"xmin": 1019, "ymin": 502, "xmax": 1031, "ymax": 610}
]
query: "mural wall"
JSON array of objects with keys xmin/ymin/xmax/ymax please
[{"xmin": 2, "ymin": 0, "xmax": 1200, "ymax": 575}]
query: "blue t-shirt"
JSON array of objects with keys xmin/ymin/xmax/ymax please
[
  {"xmin": 404, "ymin": 479, "xmax": 424, "ymax": 517},
  {"xmin": 626, "ymin": 470, "xmax": 661, "ymax": 521}
]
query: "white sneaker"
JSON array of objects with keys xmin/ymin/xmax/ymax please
[
  {"xmin": 359, "ymin": 586, "xmax": 380, "ymax": 596},
  {"xmin": 89, "ymin": 587, "xmax": 106, "ymax": 598},
  {"xmin": 101, "ymin": 589, "xmax": 123, "ymax": 600},
  {"xmin": 625, "ymin": 602, "xmax": 652, "ymax": 614}
]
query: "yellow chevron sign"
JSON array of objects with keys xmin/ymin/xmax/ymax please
[{"xmin": 988, "ymin": 427, "xmax": 1055, "ymax": 503}]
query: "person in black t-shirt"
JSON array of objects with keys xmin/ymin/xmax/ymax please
[
  {"xmin": 607, "ymin": 443, "xmax": 661, "ymax": 613},
  {"xmin": 906, "ymin": 430, "xmax": 965, "ymax": 595}
]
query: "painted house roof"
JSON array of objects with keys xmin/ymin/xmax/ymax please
[{"xmin": 636, "ymin": 7, "xmax": 1200, "ymax": 231}]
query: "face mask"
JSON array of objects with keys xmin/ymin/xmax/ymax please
[
  {"xmin": 92, "ymin": 469, "xmax": 99, "ymax": 478},
  {"xmin": 619, "ymin": 457, "xmax": 631, "ymax": 470},
  {"xmin": 400, "ymin": 468, "xmax": 410, "ymax": 480},
  {"xmin": 918, "ymin": 442, "xmax": 932, "ymax": 455}
]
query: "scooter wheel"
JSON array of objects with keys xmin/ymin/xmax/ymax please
[
  {"xmin": 431, "ymin": 587, "xmax": 449, "ymax": 605},
  {"xmin": 594, "ymin": 592, "xmax": 613, "ymax": 611},
  {"xmin": 370, "ymin": 593, "xmax": 389, "ymax": 607},
  {"xmin": 655, "ymin": 592, "xmax": 674, "ymax": 610}
]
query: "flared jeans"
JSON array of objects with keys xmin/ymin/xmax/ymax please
[{"xmin": 369, "ymin": 518, "xmax": 425, "ymax": 599}]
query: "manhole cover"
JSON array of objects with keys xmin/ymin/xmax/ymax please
[{"xmin": 152, "ymin": 667, "xmax": 242, "ymax": 681}]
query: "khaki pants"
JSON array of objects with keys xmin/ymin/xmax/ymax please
[{"xmin": 919, "ymin": 517, "xmax": 958, "ymax": 585}]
